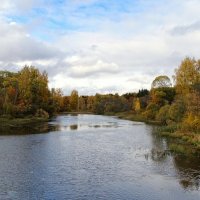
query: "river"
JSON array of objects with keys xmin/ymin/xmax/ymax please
[{"xmin": 0, "ymin": 114, "xmax": 199, "ymax": 200}]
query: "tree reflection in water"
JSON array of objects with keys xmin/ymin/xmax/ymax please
[
  {"xmin": 0, "ymin": 122, "xmax": 61, "ymax": 135},
  {"xmin": 150, "ymin": 127, "xmax": 200, "ymax": 191},
  {"xmin": 70, "ymin": 124, "xmax": 78, "ymax": 130},
  {"xmin": 1, "ymin": 118, "xmax": 200, "ymax": 192},
  {"xmin": 173, "ymin": 153, "xmax": 200, "ymax": 190}
]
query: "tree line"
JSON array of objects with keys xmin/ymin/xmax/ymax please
[
  {"xmin": 0, "ymin": 66, "xmax": 62, "ymax": 118},
  {"xmin": 0, "ymin": 57, "xmax": 199, "ymax": 132}
]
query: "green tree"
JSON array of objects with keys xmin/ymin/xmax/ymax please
[
  {"xmin": 150, "ymin": 76, "xmax": 175, "ymax": 107},
  {"xmin": 137, "ymin": 89, "xmax": 149, "ymax": 97}
]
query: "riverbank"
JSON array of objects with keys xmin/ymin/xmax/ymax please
[
  {"xmin": 1, "ymin": 112, "xmax": 199, "ymax": 151},
  {"xmin": 0, "ymin": 116, "xmax": 49, "ymax": 128},
  {"xmin": 0, "ymin": 111, "xmax": 93, "ymax": 128},
  {"xmin": 157, "ymin": 126, "xmax": 200, "ymax": 150},
  {"xmin": 60, "ymin": 111, "xmax": 93, "ymax": 115},
  {"xmin": 1, "ymin": 113, "xmax": 199, "ymax": 199},
  {"xmin": 106, "ymin": 111, "xmax": 200, "ymax": 151},
  {"xmin": 105, "ymin": 111, "xmax": 161, "ymax": 125}
]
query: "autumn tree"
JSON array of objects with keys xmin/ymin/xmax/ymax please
[
  {"xmin": 50, "ymin": 88, "xmax": 64, "ymax": 113},
  {"xmin": 150, "ymin": 75, "xmax": 175, "ymax": 110},
  {"xmin": 174, "ymin": 57, "xmax": 200, "ymax": 131},
  {"xmin": 174, "ymin": 57, "xmax": 200, "ymax": 95},
  {"xmin": 87, "ymin": 96, "xmax": 95, "ymax": 112},
  {"xmin": 174, "ymin": 58, "xmax": 200, "ymax": 114},
  {"xmin": 79, "ymin": 96, "xmax": 86, "ymax": 111},
  {"xmin": 62, "ymin": 96, "xmax": 71, "ymax": 112},
  {"xmin": 70, "ymin": 90, "xmax": 79, "ymax": 111},
  {"xmin": 151, "ymin": 75, "xmax": 172, "ymax": 89},
  {"xmin": 133, "ymin": 98, "xmax": 141, "ymax": 112},
  {"xmin": 0, "ymin": 71, "xmax": 18, "ymax": 115},
  {"xmin": 0, "ymin": 66, "xmax": 68, "ymax": 118},
  {"xmin": 156, "ymin": 105, "xmax": 171, "ymax": 124},
  {"xmin": 168, "ymin": 99, "xmax": 185, "ymax": 123},
  {"xmin": 142, "ymin": 103, "xmax": 160, "ymax": 120},
  {"xmin": 17, "ymin": 66, "xmax": 50, "ymax": 114}
]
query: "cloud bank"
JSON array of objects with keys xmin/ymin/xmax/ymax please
[{"xmin": 0, "ymin": 0, "xmax": 200, "ymax": 95}]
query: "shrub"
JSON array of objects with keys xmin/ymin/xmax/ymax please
[
  {"xmin": 156, "ymin": 105, "xmax": 170, "ymax": 124},
  {"xmin": 142, "ymin": 103, "xmax": 160, "ymax": 120},
  {"xmin": 182, "ymin": 114, "xmax": 200, "ymax": 132},
  {"xmin": 169, "ymin": 100, "xmax": 185, "ymax": 122},
  {"xmin": 35, "ymin": 109, "xmax": 49, "ymax": 119}
]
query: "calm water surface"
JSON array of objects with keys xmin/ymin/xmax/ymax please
[{"xmin": 0, "ymin": 114, "xmax": 200, "ymax": 200}]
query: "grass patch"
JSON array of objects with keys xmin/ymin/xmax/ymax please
[
  {"xmin": 110, "ymin": 112, "xmax": 145, "ymax": 121},
  {"xmin": 0, "ymin": 117, "xmax": 48, "ymax": 128},
  {"xmin": 108, "ymin": 111, "xmax": 161, "ymax": 125},
  {"xmin": 158, "ymin": 128, "xmax": 200, "ymax": 150},
  {"xmin": 157, "ymin": 124, "xmax": 179, "ymax": 133},
  {"xmin": 169, "ymin": 143, "xmax": 200, "ymax": 155}
]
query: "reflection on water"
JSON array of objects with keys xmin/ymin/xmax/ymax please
[
  {"xmin": 70, "ymin": 124, "xmax": 78, "ymax": 130},
  {"xmin": 0, "ymin": 123, "xmax": 61, "ymax": 135},
  {"xmin": 0, "ymin": 114, "xmax": 199, "ymax": 200},
  {"xmin": 144, "ymin": 148, "xmax": 200, "ymax": 190},
  {"xmin": 0, "ymin": 115, "xmax": 143, "ymax": 135},
  {"xmin": 149, "ymin": 129, "xmax": 200, "ymax": 191},
  {"xmin": 174, "ymin": 154, "xmax": 200, "ymax": 190}
]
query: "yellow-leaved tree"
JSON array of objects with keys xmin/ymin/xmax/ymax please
[{"xmin": 174, "ymin": 57, "xmax": 200, "ymax": 131}]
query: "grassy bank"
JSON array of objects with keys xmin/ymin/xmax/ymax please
[
  {"xmin": 1, "ymin": 112, "xmax": 199, "ymax": 151},
  {"xmin": 0, "ymin": 116, "xmax": 48, "ymax": 128},
  {"xmin": 107, "ymin": 111, "xmax": 200, "ymax": 151},
  {"xmin": 157, "ymin": 126, "xmax": 200, "ymax": 150},
  {"xmin": 61, "ymin": 111, "xmax": 93, "ymax": 115},
  {"xmin": 106, "ymin": 111, "xmax": 161, "ymax": 125}
]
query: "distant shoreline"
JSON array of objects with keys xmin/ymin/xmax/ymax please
[
  {"xmin": 1, "ymin": 113, "xmax": 199, "ymax": 151},
  {"xmin": 60, "ymin": 111, "xmax": 200, "ymax": 151},
  {"xmin": 0, "ymin": 117, "xmax": 49, "ymax": 128}
]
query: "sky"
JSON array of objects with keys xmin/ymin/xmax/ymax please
[{"xmin": 0, "ymin": 0, "xmax": 200, "ymax": 95}]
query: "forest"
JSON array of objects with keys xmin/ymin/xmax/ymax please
[{"xmin": 0, "ymin": 57, "xmax": 200, "ymax": 147}]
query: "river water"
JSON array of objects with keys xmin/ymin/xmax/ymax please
[{"xmin": 0, "ymin": 114, "xmax": 199, "ymax": 200}]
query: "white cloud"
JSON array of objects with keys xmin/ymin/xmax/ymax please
[
  {"xmin": 0, "ymin": 0, "xmax": 42, "ymax": 13},
  {"xmin": 170, "ymin": 21, "xmax": 200, "ymax": 36},
  {"xmin": 0, "ymin": 19, "xmax": 61, "ymax": 70},
  {"xmin": 69, "ymin": 60, "xmax": 119, "ymax": 77},
  {"xmin": 0, "ymin": 0, "xmax": 200, "ymax": 95}
]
